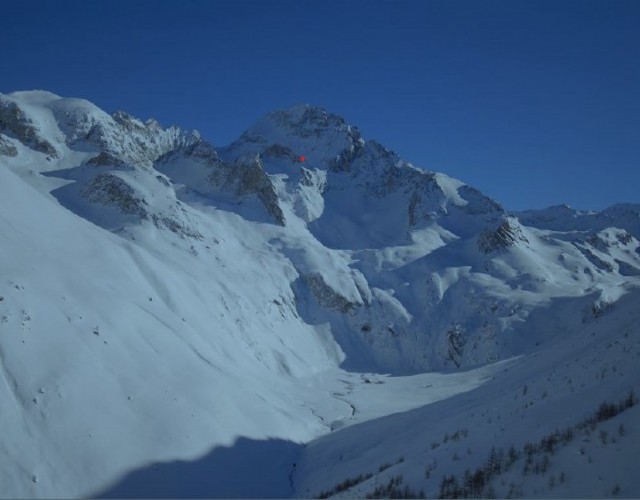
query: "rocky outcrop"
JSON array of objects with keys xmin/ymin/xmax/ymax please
[
  {"xmin": 81, "ymin": 173, "xmax": 149, "ymax": 218},
  {"xmin": 0, "ymin": 98, "xmax": 58, "ymax": 157},
  {"xmin": 406, "ymin": 174, "xmax": 447, "ymax": 225},
  {"xmin": 80, "ymin": 172, "xmax": 202, "ymax": 238},
  {"xmin": 328, "ymin": 127, "xmax": 365, "ymax": 172},
  {"xmin": 350, "ymin": 141, "xmax": 402, "ymax": 192},
  {"xmin": 208, "ymin": 155, "xmax": 285, "ymax": 226},
  {"xmin": 303, "ymin": 273, "xmax": 359, "ymax": 313},
  {"xmin": 155, "ymin": 139, "xmax": 219, "ymax": 170},
  {"xmin": 573, "ymin": 229, "xmax": 639, "ymax": 274},
  {"xmin": 263, "ymin": 143, "xmax": 297, "ymax": 161},
  {"xmin": 0, "ymin": 135, "xmax": 18, "ymax": 157},
  {"xmin": 478, "ymin": 217, "xmax": 528, "ymax": 254},
  {"xmin": 616, "ymin": 230, "xmax": 634, "ymax": 245},
  {"xmin": 299, "ymin": 166, "xmax": 327, "ymax": 191},
  {"xmin": 587, "ymin": 229, "xmax": 635, "ymax": 252},
  {"xmin": 85, "ymin": 152, "xmax": 128, "ymax": 167},
  {"xmin": 577, "ymin": 248, "xmax": 614, "ymax": 273},
  {"xmin": 446, "ymin": 326, "xmax": 466, "ymax": 368},
  {"xmin": 149, "ymin": 213, "xmax": 203, "ymax": 239},
  {"xmin": 179, "ymin": 140, "xmax": 219, "ymax": 162},
  {"xmin": 0, "ymin": 93, "xmax": 199, "ymax": 169},
  {"xmin": 348, "ymin": 141, "xmax": 503, "ymax": 229},
  {"xmin": 157, "ymin": 140, "xmax": 285, "ymax": 226},
  {"xmin": 83, "ymin": 117, "xmax": 198, "ymax": 169},
  {"xmin": 269, "ymin": 105, "xmax": 350, "ymax": 138}
]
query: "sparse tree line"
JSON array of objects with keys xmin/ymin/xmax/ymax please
[
  {"xmin": 437, "ymin": 391, "xmax": 636, "ymax": 499},
  {"xmin": 313, "ymin": 391, "xmax": 635, "ymax": 499},
  {"xmin": 316, "ymin": 457, "xmax": 406, "ymax": 499}
]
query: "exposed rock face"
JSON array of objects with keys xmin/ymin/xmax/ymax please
[
  {"xmin": 346, "ymin": 141, "xmax": 447, "ymax": 228},
  {"xmin": 0, "ymin": 98, "xmax": 58, "ymax": 157},
  {"xmin": 458, "ymin": 185, "xmax": 503, "ymax": 216},
  {"xmin": 351, "ymin": 141, "xmax": 406, "ymax": 194},
  {"xmin": 48, "ymin": 98, "xmax": 110, "ymax": 145},
  {"xmin": 587, "ymin": 229, "xmax": 635, "ymax": 252},
  {"xmin": 406, "ymin": 173, "xmax": 448, "ymax": 224},
  {"xmin": 155, "ymin": 138, "xmax": 219, "ymax": 170},
  {"xmin": 149, "ymin": 212, "xmax": 203, "ymax": 239},
  {"xmin": 446, "ymin": 326, "xmax": 466, "ymax": 368},
  {"xmin": 222, "ymin": 105, "xmax": 365, "ymax": 171},
  {"xmin": 80, "ymin": 172, "xmax": 202, "ymax": 238},
  {"xmin": 0, "ymin": 135, "xmax": 18, "ymax": 157},
  {"xmin": 83, "ymin": 114, "xmax": 199, "ymax": 168},
  {"xmin": 263, "ymin": 143, "xmax": 297, "ymax": 161},
  {"xmin": 299, "ymin": 166, "xmax": 327, "ymax": 191},
  {"xmin": 328, "ymin": 126, "xmax": 365, "ymax": 172},
  {"xmin": 208, "ymin": 155, "xmax": 285, "ymax": 226},
  {"xmin": 571, "ymin": 228, "xmax": 640, "ymax": 274},
  {"xmin": 85, "ymin": 152, "xmax": 128, "ymax": 167},
  {"xmin": 222, "ymin": 105, "xmax": 505, "ymax": 239},
  {"xmin": 176, "ymin": 139, "xmax": 219, "ymax": 162},
  {"xmin": 303, "ymin": 273, "xmax": 359, "ymax": 313},
  {"xmin": 578, "ymin": 247, "xmax": 615, "ymax": 272},
  {"xmin": 478, "ymin": 217, "xmax": 528, "ymax": 253},
  {"xmin": 81, "ymin": 173, "xmax": 149, "ymax": 218},
  {"xmin": 269, "ymin": 105, "xmax": 350, "ymax": 138},
  {"xmin": 346, "ymin": 141, "xmax": 503, "ymax": 229},
  {"xmin": 156, "ymin": 139, "xmax": 285, "ymax": 226},
  {"xmin": 616, "ymin": 230, "xmax": 634, "ymax": 245},
  {"xmin": 0, "ymin": 93, "xmax": 200, "ymax": 169}
]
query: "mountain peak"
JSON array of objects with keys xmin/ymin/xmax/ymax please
[
  {"xmin": 243, "ymin": 103, "xmax": 352, "ymax": 142},
  {"xmin": 266, "ymin": 104, "xmax": 346, "ymax": 129},
  {"xmin": 221, "ymin": 104, "xmax": 362, "ymax": 170}
]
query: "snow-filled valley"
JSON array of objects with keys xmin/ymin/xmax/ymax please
[{"xmin": 0, "ymin": 90, "xmax": 638, "ymax": 498}]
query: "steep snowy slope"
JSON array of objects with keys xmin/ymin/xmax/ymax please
[
  {"xmin": 293, "ymin": 289, "xmax": 640, "ymax": 499},
  {"xmin": 1, "ymin": 91, "xmax": 638, "ymax": 498},
  {"xmin": 0, "ymin": 93, "xmax": 346, "ymax": 498}
]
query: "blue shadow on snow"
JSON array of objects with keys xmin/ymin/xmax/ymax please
[{"xmin": 93, "ymin": 437, "xmax": 303, "ymax": 499}]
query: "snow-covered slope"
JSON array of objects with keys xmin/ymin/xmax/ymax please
[
  {"xmin": 0, "ymin": 91, "xmax": 638, "ymax": 498},
  {"xmin": 293, "ymin": 288, "xmax": 640, "ymax": 499}
]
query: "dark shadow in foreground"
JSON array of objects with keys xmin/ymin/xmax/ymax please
[{"xmin": 93, "ymin": 437, "xmax": 304, "ymax": 499}]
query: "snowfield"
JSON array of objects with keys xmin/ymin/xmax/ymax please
[{"xmin": 0, "ymin": 90, "xmax": 638, "ymax": 498}]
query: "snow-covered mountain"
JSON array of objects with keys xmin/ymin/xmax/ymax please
[{"xmin": 1, "ymin": 90, "xmax": 638, "ymax": 498}]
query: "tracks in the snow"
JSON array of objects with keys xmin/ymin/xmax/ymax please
[{"xmin": 329, "ymin": 378, "xmax": 358, "ymax": 430}]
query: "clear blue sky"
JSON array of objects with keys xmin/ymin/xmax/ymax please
[{"xmin": 2, "ymin": 0, "xmax": 638, "ymax": 211}]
